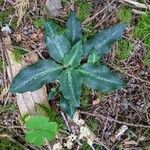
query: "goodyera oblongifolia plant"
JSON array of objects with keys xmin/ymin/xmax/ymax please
[{"xmin": 10, "ymin": 12, "xmax": 126, "ymax": 118}]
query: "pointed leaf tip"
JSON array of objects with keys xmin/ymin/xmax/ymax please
[
  {"xmin": 79, "ymin": 63, "xmax": 124, "ymax": 92},
  {"xmin": 65, "ymin": 12, "xmax": 83, "ymax": 44},
  {"xmin": 9, "ymin": 60, "xmax": 63, "ymax": 93},
  {"xmin": 83, "ymin": 23, "xmax": 126, "ymax": 56},
  {"xmin": 60, "ymin": 96, "xmax": 76, "ymax": 118}
]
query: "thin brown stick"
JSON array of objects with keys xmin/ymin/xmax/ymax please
[
  {"xmin": 79, "ymin": 111, "xmax": 150, "ymax": 129},
  {"xmin": 82, "ymin": 0, "xmax": 115, "ymax": 25},
  {"xmin": 108, "ymin": 63, "xmax": 150, "ymax": 85},
  {"xmin": 0, "ymin": 125, "xmax": 24, "ymax": 129},
  {"xmin": 119, "ymin": 0, "xmax": 150, "ymax": 9},
  {"xmin": 60, "ymin": 111, "xmax": 71, "ymax": 132},
  {"xmin": 94, "ymin": 5, "xmax": 121, "ymax": 29},
  {"xmin": 45, "ymin": 139, "xmax": 52, "ymax": 150}
]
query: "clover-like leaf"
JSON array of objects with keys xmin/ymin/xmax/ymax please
[
  {"xmin": 9, "ymin": 60, "xmax": 63, "ymax": 93},
  {"xmin": 78, "ymin": 63, "xmax": 124, "ymax": 92},
  {"xmin": 60, "ymin": 96, "xmax": 76, "ymax": 118},
  {"xmin": 25, "ymin": 116, "xmax": 58, "ymax": 147},
  {"xmin": 59, "ymin": 68, "xmax": 82, "ymax": 107},
  {"xmin": 63, "ymin": 40, "xmax": 83, "ymax": 67},
  {"xmin": 65, "ymin": 12, "xmax": 83, "ymax": 45},
  {"xmin": 83, "ymin": 23, "xmax": 126, "ymax": 56}
]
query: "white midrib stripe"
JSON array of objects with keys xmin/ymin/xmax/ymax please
[
  {"xmin": 48, "ymin": 24, "xmax": 55, "ymax": 37},
  {"xmin": 92, "ymin": 53, "xmax": 96, "ymax": 63},
  {"xmin": 80, "ymin": 70, "xmax": 119, "ymax": 84},
  {"xmin": 72, "ymin": 19, "xmax": 75, "ymax": 42},
  {"xmin": 68, "ymin": 71, "xmax": 76, "ymax": 101},
  {"xmin": 14, "ymin": 67, "xmax": 62, "ymax": 91},
  {"xmin": 68, "ymin": 43, "xmax": 80, "ymax": 65},
  {"xmin": 55, "ymin": 36, "xmax": 64, "ymax": 58},
  {"xmin": 96, "ymin": 28, "xmax": 122, "ymax": 49}
]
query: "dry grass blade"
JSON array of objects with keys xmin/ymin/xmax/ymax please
[
  {"xmin": 119, "ymin": 0, "xmax": 150, "ymax": 9},
  {"xmin": 83, "ymin": 0, "xmax": 116, "ymax": 25},
  {"xmin": 80, "ymin": 111, "xmax": 150, "ymax": 129},
  {"xmin": 14, "ymin": 0, "xmax": 29, "ymax": 27}
]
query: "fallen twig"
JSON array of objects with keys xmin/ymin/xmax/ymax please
[
  {"xmin": 94, "ymin": 4, "xmax": 121, "ymax": 29},
  {"xmin": 82, "ymin": 0, "xmax": 115, "ymax": 25},
  {"xmin": 79, "ymin": 111, "xmax": 150, "ymax": 129},
  {"xmin": 108, "ymin": 63, "xmax": 150, "ymax": 85},
  {"xmin": 132, "ymin": 9, "xmax": 146, "ymax": 14},
  {"xmin": 119, "ymin": 0, "xmax": 150, "ymax": 9}
]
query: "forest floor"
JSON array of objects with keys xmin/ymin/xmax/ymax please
[{"xmin": 0, "ymin": 0, "xmax": 150, "ymax": 150}]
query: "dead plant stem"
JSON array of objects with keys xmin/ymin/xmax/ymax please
[{"xmin": 79, "ymin": 111, "xmax": 150, "ymax": 129}]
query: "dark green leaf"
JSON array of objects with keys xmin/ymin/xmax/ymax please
[
  {"xmin": 44, "ymin": 21, "xmax": 60, "ymax": 37},
  {"xmin": 78, "ymin": 63, "xmax": 124, "ymax": 92},
  {"xmin": 63, "ymin": 41, "xmax": 83, "ymax": 67},
  {"xmin": 9, "ymin": 60, "xmax": 63, "ymax": 93},
  {"xmin": 59, "ymin": 68, "xmax": 82, "ymax": 107},
  {"xmin": 66, "ymin": 12, "xmax": 83, "ymax": 44},
  {"xmin": 48, "ymin": 87, "xmax": 57, "ymax": 100},
  {"xmin": 25, "ymin": 116, "xmax": 58, "ymax": 147},
  {"xmin": 45, "ymin": 20, "xmax": 71, "ymax": 63},
  {"xmin": 83, "ymin": 24, "xmax": 126, "ymax": 56},
  {"xmin": 87, "ymin": 50, "xmax": 99, "ymax": 64},
  {"xmin": 60, "ymin": 96, "xmax": 76, "ymax": 118},
  {"xmin": 46, "ymin": 34, "xmax": 71, "ymax": 63}
]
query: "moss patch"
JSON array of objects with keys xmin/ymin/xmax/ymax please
[{"xmin": 116, "ymin": 6, "xmax": 132, "ymax": 24}]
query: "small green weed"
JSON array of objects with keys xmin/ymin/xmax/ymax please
[
  {"xmin": 1, "ymin": 103, "xmax": 17, "ymax": 113},
  {"xmin": 0, "ymin": 138, "xmax": 24, "ymax": 150},
  {"xmin": 0, "ymin": 7, "xmax": 14, "ymax": 25},
  {"xmin": 116, "ymin": 6, "xmax": 132, "ymax": 24},
  {"xmin": 98, "ymin": 92, "xmax": 108, "ymax": 102},
  {"xmin": 116, "ymin": 6, "xmax": 132, "ymax": 23},
  {"xmin": 11, "ymin": 47, "xmax": 27, "ymax": 63},
  {"xmin": 143, "ymin": 128, "xmax": 150, "ymax": 137},
  {"xmin": 116, "ymin": 40, "xmax": 133, "ymax": 61},
  {"xmin": 36, "ymin": 104, "xmax": 65, "ymax": 129},
  {"xmin": 80, "ymin": 86, "xmax": 90, "ymax": 110},
  {"xmin": 134, "ymin": 11, "xmax": 150, "ymax": 65},
  {"xmin": 33, "ymin": 18, "xmax": 45, "ymax": 29},
  {"xmin": 25, "ymin": 116, "xmax": 58, "ymax": 147},
  {"xmin": 143, "ymin": 50, "xmax": 150, "ymax": 66},
  {"xmin": 86, "ymin": 117, "xmax": 99, "ymax": 134},
  {"xmin": 0, "ymin": 11, "xmax": 9, "ymax": 25},
  {"xmin": 84, "ymin": 23, "xmax": 95, "ymax": 39},
  {"xmin": 134, "ymin": 11, "xmax": 150, "ymax": 48},
  {"xmin": 75, "ymin": 0, "xmax": 92, "ymax": 21}
]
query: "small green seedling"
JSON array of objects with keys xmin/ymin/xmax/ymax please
[
  {"xmin": 9, "ymin": 12, "xmax": 126, "ymax": 118},
  {"xmin": 116, "ymin": 6, "xmax": 132, "ymax": 24},
  {"xmin": 134, "ymin": 11, "xmax": 150, "ymax": 65},
  {"xmin": 25, "ymin": 116, "xmax": 58, "ymax": 147}
]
